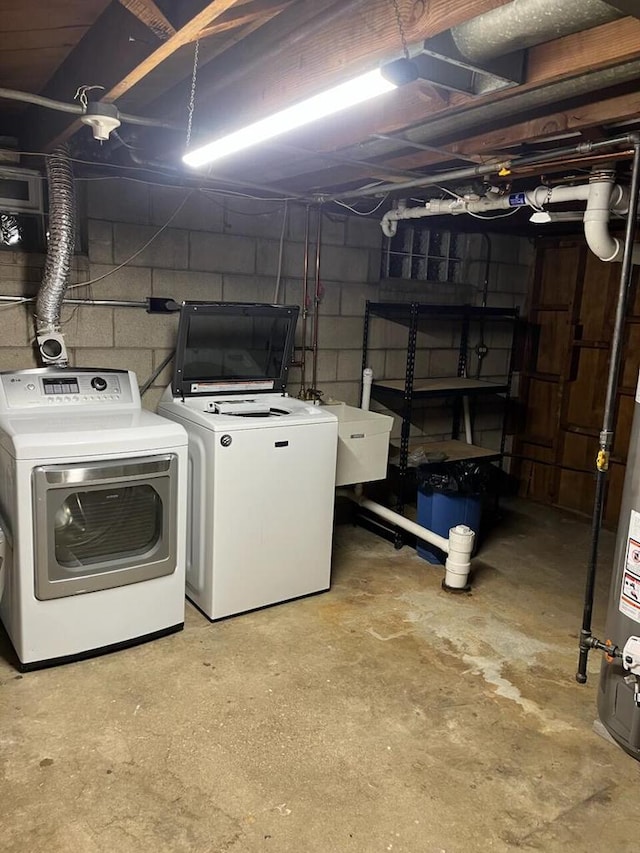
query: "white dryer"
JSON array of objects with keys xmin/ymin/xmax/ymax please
[
  {"xmin": 0, "ymin": 367, "xmax": 188, "ymax": 670},
  {"xmin": 158, "ymin": 302, "xmax": 338, "ymax": 620}
]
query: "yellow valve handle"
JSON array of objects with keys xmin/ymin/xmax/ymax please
[
  {"xmin": 498, "ymin": 166, "xmax": 511, "ymax": 177},
  {"xmin": 597, "ymin": 449, "xmax": 610, "ymax": 472}
]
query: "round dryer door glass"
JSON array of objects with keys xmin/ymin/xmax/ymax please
[
  {"xmin": 33, "ymin": 454, "xmax": 178, "ymax": 601},
  {"xmin": 55, "ymin": 485, "xmax": 162, "ymax": 569}
]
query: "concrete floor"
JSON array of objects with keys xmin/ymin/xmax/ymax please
[{"xmin": 1, "ymin": 498, "xmax": 639, "ymax": 852}]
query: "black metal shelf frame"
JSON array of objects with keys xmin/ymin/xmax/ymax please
[{"xmin": 361, "ymin": 300, "xmax": 520, "ymax": 545}]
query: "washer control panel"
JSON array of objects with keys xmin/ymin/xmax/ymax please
[{"xmin": 0, "ymin": 369, "xmax": 135, "ymax": 410}]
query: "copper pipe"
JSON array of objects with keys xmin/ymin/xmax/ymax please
[
  {"xmin": 298, "ymin": 204, "xmax": 311, "ymax": 395},
  {"xmin": 329, "ymin": 133, "xmax": 640, "ymax": 200},
  {"xmin": 311, "ymin": 206, "xmax": 322, "ymax": 392},
  {"xmin": 510, "ymin": 149, "xmax": 634, "ymax": 178}
]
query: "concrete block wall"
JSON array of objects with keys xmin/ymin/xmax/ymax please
[
  {"xmin": 0, "ymin": 180, "xmax": 531, "ymax": 456},
  {"xmin": 0, "ymin": 183, "xmax": 383, "ymax": 410}
]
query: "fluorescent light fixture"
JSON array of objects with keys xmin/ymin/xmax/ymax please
[{"xmin": 183, "ymin": 68, "xmax": 399, "ymax": 168}]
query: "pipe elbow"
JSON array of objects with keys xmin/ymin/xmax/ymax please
[
  {"xmin": 584, "ymin": 178, "xmax": 623, "ymax": 262},
  {"xmin": 584, "ymin": 218, "xmax": 621, "ymax": 262},
  {"xmin": 380, "ymin": 214, "xmax": 398, "ymax": 238}
]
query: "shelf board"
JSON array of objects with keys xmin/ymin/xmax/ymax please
[
  {"xmin": 368, "ymin": 300, "xmax": 518, "ymax": 323},
  {"xmin": 390, "ymin": 439, "xmax": 502, "ymax": 466},
  {"xmin": 373, "ymin": 377, "xmax": 509, "ymax": 398}
]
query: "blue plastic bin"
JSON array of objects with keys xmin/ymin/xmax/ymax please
[{"xmin": 416, "ymin": 489, "xmax": 481, "ymax": 564}]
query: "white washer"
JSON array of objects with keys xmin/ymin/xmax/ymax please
[
  {"xmin": 158, "ymin": 302, "xmax": 338, "ymax": 620},
  {"xmin": 0, "ymin": 367, "xmax": 188, "ymax": 670}
]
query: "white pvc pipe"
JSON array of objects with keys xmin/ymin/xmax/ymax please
[
  {"xmin": 381, "ymin": 185, "xmax": 594, "ymax": 236},
  {"xmin": 357, "ymin": 494, "xmax": 451, "ymax": 552},
  {"xmin": 361, "ymin": 367, "xmax": 373, "ymax": 411},
  {"xmin": 583, "ymin": 179, "xmax": 619, "ymax": 261},
  {"xmin": 342, "ymin": 490, "xmax": 475, "ymax": 589},
  {"xmin": 445, "ymin": 524, "xmax": 475, "ymax": 590},
  {"xmin": 339, "ymin": 489, "xmax": 475, "ymax": 589},
  {"xmin": 463, "ymin": 396, "xmax": 473, "ymax": 445},
  {"xmin": 380, "ymin": 181, "xmax": 640, "ymax": 267}
]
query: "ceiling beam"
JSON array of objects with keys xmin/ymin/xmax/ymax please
[
  {"xmin": 139, "ymin": 0, "xmax": 363, "ymax": 122},
  {"xmin": 190, "ymin": 0, "xmax": 290, "ymax": 40},
  {"xmin": 113, "ymin": 0, "xmax": 296, "ymax": 124},
  {"xmin": 103, "ymin": 0, "xmax": 248, "ymax": 103},
  {"xmin": 148, "ymin": 0, "xmax": 511, "ymax": 130},
  {"xmin": 230, "ymin": 16, "xmax": 640, "ymax": 188},
  {"xmin": 26, "ymin": 0, "xmax": 251, "ymax": 151},
  {"xmin": 118, "ymin": 0, "xmax": 176, "ymax": 40},
  {"xmin": 372, "ymin": 134, "xmax": 482, "ymax": 164},
  {"xmin": 383, "ymin": 90, "xmax": 640, "ymax": 171},
  {"xmin": 25, "ymin": 1, "xmax": 165, "ymax": 152},
  {"xmin": 268, "ymin": 142, "xmax": 428, "ymax": 182}
]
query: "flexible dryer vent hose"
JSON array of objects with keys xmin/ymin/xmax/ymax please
[{"xmin": 35, "ymin": 143, "xmax": 76, "ymax": 334}]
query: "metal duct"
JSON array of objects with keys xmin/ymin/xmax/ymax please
[
  {"xmin": 451, "ymin": 0, "xmax": 623, "ymax": 63},
  {"xmin": 35, "ymin": 144, "xmax": 75, "ymax": 364}
]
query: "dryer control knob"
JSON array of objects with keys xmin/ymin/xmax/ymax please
[{"xmin": 91, "ymin": 377, "xmax": 108, "ymax": 391}]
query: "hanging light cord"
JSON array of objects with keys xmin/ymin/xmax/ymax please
[
  {"xmin": 186, "ymin": 39, "xmax": 200, "ymax": 149},
  {"xmin": 390, "ymin": 0, "xmax": 411, "ymax": 60}
]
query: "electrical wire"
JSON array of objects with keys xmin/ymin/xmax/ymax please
[
  {"xmin": 412, "ymin": 186, "xmax": 526, "ymax": 219},
  {"xmin": 434, "ymin": 185, "xmax": 465, "ymax": 200},
  {"xmin": 67, "ymin": 191, "xmax": 194, "ymax": 290},
  {"xmin": 0, "ymin": 190, "xmax": 194, "ymax": 313},
  {"xmin": 333, "ymin": 194, "xmax": 389, "ymax": 215},
  {"xmin": 140, "ymin": 349, "xmax": 176, "ymax": 395},
  {"xmin": 11, "ymin": 150, "xmax": 301, "ymax": 201},
  {"xmin": 70, "ymin": 172, "xmax": 296, "ymax": 204},
  {"xmin": 198, "ymin": 188, "xmax": 289, "ymax": 211},
  {"xmin": 466, "ymin": 207, "xmax": 523, "ymax": 220},
  {"xmin": 273, "ymin": 199, "xmax": 289, "ymax": 303}
]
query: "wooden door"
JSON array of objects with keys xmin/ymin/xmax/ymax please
[{"xmin": 516, "ymin": 238, "xmax": 638, "ymax": 528}]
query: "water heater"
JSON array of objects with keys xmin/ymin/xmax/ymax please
[{"xmin": 598, "ymin": 371, "xmax": 640, "ymax": 758}]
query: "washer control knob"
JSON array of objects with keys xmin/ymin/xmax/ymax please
[
  {"xmin": 26, "ymin": 383, "xmax": 36, "ymax": 391},
  {"xmin": 91, "ymin": 377, "xmax": 108, "ymax": 392}
]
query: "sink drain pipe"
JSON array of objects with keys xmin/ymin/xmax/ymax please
[
  {"xmin": 339, "ymin": 488, "xmax": 475, "ymax": 590},
  {"xmin": 577, "ymin": 137, "xmax": 640, "ymax": 683}
]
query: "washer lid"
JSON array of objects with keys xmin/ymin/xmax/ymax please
[{"xmin": 172, "ymin": 302, "xmax": 299, "ymax": 398}]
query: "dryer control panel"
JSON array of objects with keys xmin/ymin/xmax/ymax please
[{"xmin": 0, "ymin": 369, "xmax": 137, "ymax": 410}]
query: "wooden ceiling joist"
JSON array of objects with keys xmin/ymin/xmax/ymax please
[
  {"xmin": 17, "ymin": 0, "xmax": 640, "ymax": 199},
  {"xmin": 104, "ymin": 0, "xmax": 250, "ymax": 103},
  {"xmin": 439, "ymin": 91, "xmax": 640, "ymax": 162},
  {"xmin": 118, "ymin": 0, "xmax": 176, "ymax": 41},
  {"xmin": 26, "ymin": 0, "xmax": 266, "ymax": 151},
  {"xmin": 229, "ymin": 16, "xmax": 640, "ymax": 190},
  {"xmin": 192, "ymin": 0, "xmax": 291, "ymax": 41},
  {"xmin": 173, "ymin": 0, "xmax": 512, "ymax": 134}
]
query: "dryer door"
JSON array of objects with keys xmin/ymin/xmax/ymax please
[{"xmin": 32, "ymin": 455, "xmax": 178, "ymax": 600}]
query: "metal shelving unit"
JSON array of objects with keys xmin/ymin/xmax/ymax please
[{"xmin": 362, "ymin": 301, "xmax": 519, "ymax": 530}]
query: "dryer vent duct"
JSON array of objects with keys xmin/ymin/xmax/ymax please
[
  {"xmin": 451, "ymin": 0, "xmax": 622, "ymax": 63},
  {"xmin": 35, "ymin": 143, "xmax": 75, "ymax": 366}
]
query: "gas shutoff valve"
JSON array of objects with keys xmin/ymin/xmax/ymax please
[
  {"xmin": 622, "ymin": 636, "xmax": 640, "ymax": 706},
  {"xmin": 622, "ymin": 637, "xmax": 640, "ymax": 674}
]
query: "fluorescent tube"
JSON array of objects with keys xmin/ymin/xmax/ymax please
[{"xmin": 183, "ymin": 68, "xmax": 398, "ymax": 168}]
